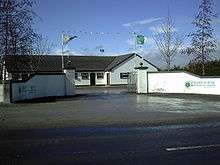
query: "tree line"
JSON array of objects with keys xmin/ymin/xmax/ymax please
[{"xmin": 153, "ymin": 0, "xmax": 218, "ymax": 76}]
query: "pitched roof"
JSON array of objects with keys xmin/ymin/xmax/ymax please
[
  {"xmin": 5, "ymin": 55, "xmax": 62, "ymax": 73},
  {"xmin": 64, "ymin": 55, "xmax": 114, "ymax": 71},
  {"xmin": 105, "ymin": 54, "xmax": 134, "ymax": 71},
  {"xmin": 5, "ymin": 53, "xmax": 157, "ymax": 73}
]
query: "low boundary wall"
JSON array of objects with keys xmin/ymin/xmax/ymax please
[
  {"xmin": 148, "ymin": 72, "xmax": 220, "ymax": 95},
  {"xmin": 133, "ymin": 70, "xmax": 220, "ymax": 95},
  {"xmin": 11, "ymin": 73, "xmax": 75, "ymax": 102}
]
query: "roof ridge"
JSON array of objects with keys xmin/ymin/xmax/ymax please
[
  {"xmin": 104, "ymin": 56, "xmax": 118, "ymax": 71},
  {"xmin": 104, "ymin": 53, "xmax": 135, "ymax": 71}
]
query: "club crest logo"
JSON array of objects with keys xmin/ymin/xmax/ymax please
[{"xmin": 185, "ymin": 82, "xmax": 191, "ymax": 88}]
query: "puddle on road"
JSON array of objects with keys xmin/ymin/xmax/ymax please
[{"xmin": 135, "ymin": 95, "xmax": 220, "ymax": 114}]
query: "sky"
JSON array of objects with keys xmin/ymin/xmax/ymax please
[{"xmin": 34, "ymin": 0, "xmax": 220, "ymax": 68}]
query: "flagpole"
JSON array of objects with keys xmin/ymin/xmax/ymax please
[
  {"xmin": 61, "ymin": 32, "xmax": 64, "ymax": 72},
  {"xmin": 134, "ymin": 32, "xmax": 137, "ymax": 53}
]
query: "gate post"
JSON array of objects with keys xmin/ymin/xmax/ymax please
[
  {"xmin": 135, "ymin": 66, "xmax": 148, "ymax": 94},
  {"xmin": 3, "ymin": 81, "xmax": 11, "ymax": 103}
]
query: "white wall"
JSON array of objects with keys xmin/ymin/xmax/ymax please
[
  {"xmin": 148, "ymin": 72, "xmax": 220, "ymax": 95},
  {"xmin": 11, "ymin": 74, "xmax": 75, "ymax": 102},
  {"xmin": 0, "ymin": 85, "xmax": 3, "ymax": 102},
  {"xmin": 64, "ymin": 70, "xmax": 75, "ymax": 85},
  {"xmin": 75, "ymin": 72, "xmax": 107, "ymax": 86},
  {"xmin": 111, "ymin": 55, "xmax": 158, "ymax": 85},
  {"xmin": 137, "ymin": 69, "xmax": 148, "ymax": 93}
]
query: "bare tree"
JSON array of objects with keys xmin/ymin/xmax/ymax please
[
  {"xmin": 27, "ymin": 36, "xmax": 54, "ymax": 72},
  {"xmin": 0, "ymin": 0, "xmax": 39, "ymax": 81},
  {"xmin": 153, "ymin": 13, "xmax": 183, "ymax": 70},
  {"xmin": 182, "ymin": 0, "xmax": 216, "ymax": 75},
  {"xmin": 33, "ymin": 36, "xmax": 53, "ymax": 55}
]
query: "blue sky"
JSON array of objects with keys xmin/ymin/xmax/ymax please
[{"xmin": 34, "ymin": 0, "xmax": 220, "ymax": 67}]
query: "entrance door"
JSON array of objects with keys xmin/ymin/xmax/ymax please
[
  {"xmin": 90, "ymin": 73, "xmax": 96, "ymax": 86},
  {"xmin": 107, "ymin": 73, "xmax": 110, "ymax": 85}
]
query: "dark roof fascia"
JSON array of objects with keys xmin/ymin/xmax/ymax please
[
  {"xmin": 75, "ymin": 70, "xmax": 105, "ymax": 72},
  {"xmin": 147, "ymin": 71, "xmax": 220, "ymax": 78},
  {"xmin": 10, "ymin": 73, "xmax": 65, "ymax": 83},
  {"xmin": 9, "ymin": 71, "xmax": 62, "ymax": 74},
  {"xmin": 135, "ymin": 66, "xmax": 149, "ymax": 70},
  {"xmin": 106, "ymin": 53, "xmax": 135, "ymax": 71}
]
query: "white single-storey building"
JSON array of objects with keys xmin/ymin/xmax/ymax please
[{"xmin": 5, "ymin": 53, "xmax": 159, "ymax": 86}]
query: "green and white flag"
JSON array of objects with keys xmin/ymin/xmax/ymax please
[
  {"xmin": 136, "ymin": 35, "xmax": 145, "ymax": 45},
  {"xmin": 63, "ymin": 34, "xmax": 77, "ymax": 45}
]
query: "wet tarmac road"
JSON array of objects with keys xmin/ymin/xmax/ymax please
[
  {"xmin": 1, "ymin": 87, "xmax": 220, "ymax": 164},
  {"xmin": 1, "ymin": 122, "xmax": 220, "ymax": 165},
  {"xmin": 1, "ymin": 87, "xmax": 220, "ymax": 130}
]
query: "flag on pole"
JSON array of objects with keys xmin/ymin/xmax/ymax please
[
  {"xmin": 63, "ymin": 34, "xmax": 77, "ymax": 45},
  {"xmin": 100, "ymin": 49, "xmax": 105, "ymax": 52},
  {"xmin": 136, "ymin": 35, "xmax": 145, "ymax": 45}
]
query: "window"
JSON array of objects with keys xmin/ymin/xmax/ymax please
[
  {"xmin": 120, "ymin": 72, "xmax": 130, "ymax": 79},
  {"xmin": 75, "ymin": 72, "xmax": 79, "ymax": 79},
  {"xmin": 81, "ymin": 73, "xmax": 89, "ymax": 80},
  {"xmin": 97, "ymin": 73, "xmax": 104, "ymax": 79}
]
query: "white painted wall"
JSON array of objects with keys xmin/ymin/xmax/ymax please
[
  {"xmin": 137, "ymin": 69, "xmax": 148, "ymax": 93},
  {"xmin": 64, "ymin": 70, "xmax": 75, "ymax": 85},
  {"xmin": 0, "ymin": 85, "xmax": 3, "ymax": 102},
  {"xmin": 75, "ymin": 72, "xmax": 107, "ymax": 86},
  {"xmin": 111, "ymin": 55, "xmax": 158, "ymax": 85},
  {"xmin": 11, "ymin": 74, "xmax": 75, "ymax": 102},
  {"xmin": 148, "ymin": 72, "xmax": 220, "ymax": 95}
]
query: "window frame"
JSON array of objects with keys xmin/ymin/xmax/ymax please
[
  {"xmin": 120, "ymin": 72, "xmax": 130, "ymax": 79},
  {"xmin": 81, "ymin": 72, "xmax": 89, "ymax": 80},
  {"xmin": 97, "ymin": 73, "xmax": 104, "ymax": 79}
]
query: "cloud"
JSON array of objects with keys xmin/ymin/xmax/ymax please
[
  {"xmin": 126, "ymin": 38, "xmax": 135, "ymax": 46},
  {"xmin": 148, "ymin": 25, "xmax": 179, "ymax": 34},
  {"xmin": 213, "ymin": 18, "xmax": 220, "ymax": 24},
  {"xmin": 145, "ymin": 37, "xmax": 155, "ymax": 47},
  {"xmin": 122, "ymin": 17, "xmax": 162, "ymax": 27},
  {"xmin": 148, "ymin": 26, "xmax": 164, "ymax": 33},
  {"xmin": 142, "ymin": 49, "xmax": 188, "ymax": 69},
  {"xmin": 94, "ymin": 45, "xmax": 104, "ymax": 50},
  {"xmin": 52, "ymin": 47, "xmax": 62, "ymax": 54}
]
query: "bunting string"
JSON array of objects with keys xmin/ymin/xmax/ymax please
[{"xmin": 70, "ymin": 30, "xmax": 146, "ymax": 36}]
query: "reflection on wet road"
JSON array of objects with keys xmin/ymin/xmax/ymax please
[
  {"xmin": 1, "ymin": 87, "xmax": 220, "ymax": 130},
  {"xmin": 1, "ymin": 87, "xmax": 220, "ymax": 164}
]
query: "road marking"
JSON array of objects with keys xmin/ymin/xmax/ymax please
[{"xmin": 166, "ymin": 144, "xmax": 220, "ymax": 151}]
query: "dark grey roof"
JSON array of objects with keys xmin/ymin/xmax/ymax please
[
  {"xmin": 5, "ymin": 55, "xmax": 62, "ymax": 73},
  {"xmin": 64, "ymin": 55, "xmax": 114, "ymax": 71},
  {"xmin": 5, "ymin": 53, "xmax": 157, "ymax": 73},
  {"xmin": 105, "ymin": 54, "xmax": 134, "ymax": 71}
]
